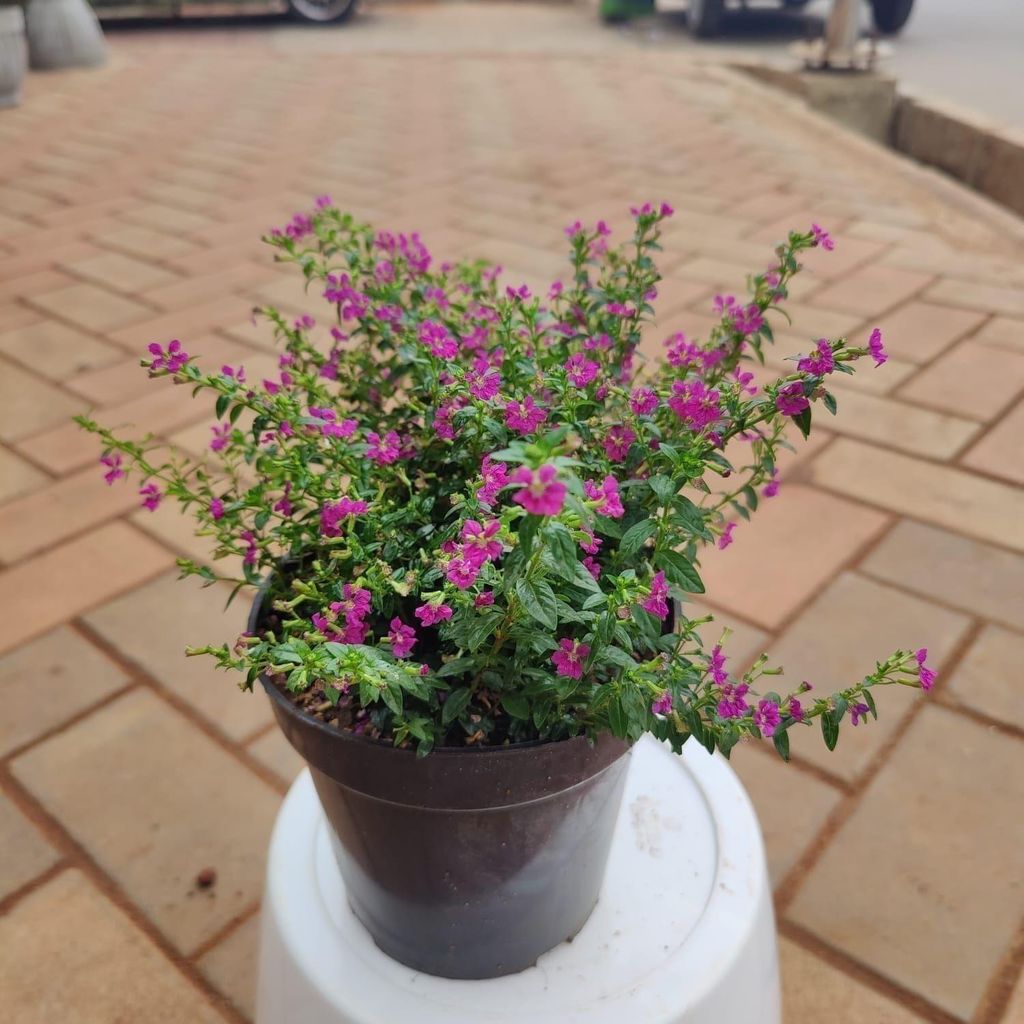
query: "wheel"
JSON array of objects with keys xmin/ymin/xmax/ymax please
[
  {"xmin": 687, "ymin": 0, "xmax": 724, "ymax": 37},
  {"xmin": 288, "ymin": 0, "xmax": 357, "ymax": 24},
  {"xmin": 870, "ymin": 0, "xmax": 914, "ymax": 33}
]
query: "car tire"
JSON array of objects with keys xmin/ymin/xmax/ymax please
[
  {"xmin": 870, "ymin": 0, "xmax": 914, "ymax": 34},
  {"xmin": 687, "ymin": 0, "xmax": 724, "ymax": 37},
  {"xmin": 288, "ymin": 0, "xmax": 357, "ymax": 24}
]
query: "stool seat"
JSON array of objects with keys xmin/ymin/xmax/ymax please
[{"xmin": 256, "ymin": 736, "xmax": 781, "ymax": 1024}]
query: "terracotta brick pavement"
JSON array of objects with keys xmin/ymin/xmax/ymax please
[{"xmin": 0, "ymin": 5, "xmax": 1022, "ymax": 1022}]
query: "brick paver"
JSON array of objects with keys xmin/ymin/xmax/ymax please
[{"xmin": 1, "ymin": 5, "xmax": 1022, "ymax": 1022}]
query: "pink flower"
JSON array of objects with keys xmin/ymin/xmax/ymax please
[
  {"xmin": 915, "ymin": 648, "xmax": 936, "ymax": 691},
  {"xmin": 602, "ymin": 424, "xmax": 636, "ymax": 462},
  {"xmin": 718, "ymin": 522, "xmax": 737, "ymax": 550},
  {"xmin": 583, "ymin": 555, "xmax": 601, "ymax": 580},
  {"xmin": 579, "ymin": 529, "xmax": 601, "ymax": 555},
  {"xmin": 565, "ymin": 353, "xmax": 600, "ymax": 388},
  {"xmin": 511, "ymin": 464, "xmax": 566, "ymax": 517},
  {"xmin": 209, "ymin": 498, "xmax": 225, "ymax": 520},
  {"xmin": 717, "ymin": 682, "xmax": 750, "ymax": 720},
  {"xmin": 709, "ymin": 645, "xmax": 728, "ymax": 685},
  {"xmin": 100, "ymin": 453, "xmax": 124, "ymax": 485},
  {"xmin": 651, "ymin": 690, "xmax": 673, "ymax": 716},
  {"xmin": 415, "ymin": 601, "xmax": 453, "ymax": 627},
  {"xmin": 810, "ymin": 223, "xmax": 835, "ymax": 251},
  {"xmin": 754, "ymin": 699, "xmax": 781, "ymax": 737},
  {"xmin": 850, "ymin": 701, "xmax": 871, "ymax": 726},
  {"xmin": 387, "ymin": 618, "xmax": 417, "ymax": 659},
  {"xmin": 461, "ymin": 519, "xmax": 502, "ymax": 565},
  {"xmin": 869, "ymin": 327, "xmax": 887, "ymax": 367},
  {"xmin": 419, "ymin": 320, "xmax": 459, "ymax": 360},
  {"xmin": 641, "ymin": 571, "xmax": 670, "ymax": 619},
  {"xmin": 797, "ymin": 339, "xmax": 835, "ymax": 376},
  {"xmin": 584, "ymin": 475, "xmax": 624, "ymax": 519},
  {"xmin": 730, "ymin": 303, "xmax": 764, "ymax": 338},
  {"xmin": 468, "ymin": 369, "xmax": 501, "ymax": 401},
  {"xmin": 787, "ymin": 697, "xmax": 804, "ymax": 722},
  {"xmin": 222, "ymin": 364, "xmax": 246, "ymax": 383},
  {"xmin": 762, "ymin": 469, "xmax": 780, "ymax": 499},
  {"xmin": 477, "ymin": 455, "xmax": 509, "ymax": 507},
  {"xmin": 147, "ymin": 339, "xmax": 189, "ymax": 374},
  {"xmin": 551, "ymin": 638, "xmax": 590, "ymax": 679},
  {"xmin": 320, "ymin": 497, "xmax": 369, "ymax": 537},
  {"xmin": 139, "ymin": 482, "xmax": 161, "ymax": 511},
  {"xmin": 240, "ymin": 530, "xmax": 259, "ymax": 566},
  {"xmin": 366, "ymin": 430, "xmax": 401, "ymax": 465},
  {"xmin": 474, "ymin": 591, "xmax": 495, "ymax": 607},
  {"xmin": 446, "ymin": 558, "xmax": 480, "ymax": 589},
  {"xmin": 668, "ymin": 379, "xmax": 722, "ymax": 431},
  {"xmin": 504, "ymin": 395, "xmax": 547, "ymax": 436},
  {"xmin": 775, "ymin": 381, "xmax": 809, "ymax": 417},
  {"xmin": 629, "ymin": 387, "xmax": 659, "ymax": 416},
  {"xmin": 210, "ymin": 424, "xmax": 230, "ymax": 451}
]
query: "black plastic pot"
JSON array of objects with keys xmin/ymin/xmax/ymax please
[{"xmin": 249, "ymin": 592, "xmax": 631, "ymax": 980}]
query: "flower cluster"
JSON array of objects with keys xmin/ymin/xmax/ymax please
[{"xmin": 78, "ymin": 200, "xmax": 929, "ymax": 758}]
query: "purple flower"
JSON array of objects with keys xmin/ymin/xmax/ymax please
[
  {"xmin": 717, "ymin": 681, "xmax": 750, "ymax": 720},
  {"xmin": 754, "ymin": 699, "xmax": 782, "ymax": 737},
  {"xmin": 476, "ymin": 455, "xmax": 509, "ymax": 507},
  {"xmin": 415, "ymin": 601, "xmax": 453, "ymax": 627},
  {"xmin": 668, "ymin": 379, "xmax": 722, "ymax": 431},
  {"xmin": 210, "ymin": 424, "xmax": 230, "ymax": 451},
  {"xmin": 461, "ymin": 519, "xmax": 502, "ymax": 565},
  {"xmin": 797, "ymin": 339, "xmax": 835, "ymax": 376},
  {"xmin": 222, "ymin": 364, "xmax": 246, "ymax": 383},
  {"xmin": 468, "ymin": 369, "xmax": 501, "ymax": 401},
  {"xmin": 240, "ymin": 529, "xmax": 259, "ymax": 566},
  {"xmin": 100, "ymin": 453, "xmax": 124, "ymax": 486},
  {"xmin": 718, "ymin": 522, "xmax": 737, "ymax": 550},
  {"xmin": 602, "ymin": 424, "xmax": 636, "ymax": 462},
  {"xmin": 147, "ymin": 339, "xmax": 189, "ymax": 374},
  {"xmin": 419, "ymin": 321, "xmax": 459, "ymax": 361},
  {"xmin": 583, "ymin": 555, "xmax": 601, "ymax": 580},
  {"xmin": 629, "ymin": 387, "xmax": 659, "ymax": 416},
  {"xmin": 869, "ymin": 327, "xmax": 887, "ymax": 367},
  {"xmin": 762, "ymin": 469, "xmax": 780, "ymax": 499},
  {"xmin": 565, "ymin": 353, "xmax": 600, "ymax": 388},
  {"xmin": 584, "ymin": 474, "xmax": 624, "ymax": 519},
  {"xmin": 387, "ymin": 618, "xmax": 417, "ymax": 659},
  {"xmin": 775, "ymin": 381, "xmax": 810, "ymax": 417},
  {"xmin": 641, "ymin": 571, "xmax": 670, "ymax": 619},
  {"xmin": 209, "ymin": 498, "xmax": 225, "ymax": 520},
  {"xmin": 504, "ymin": 395, "xmax": 547, "ymax": 436},
  {"xmin": 787, "ymin": 697, "xmax": 804, "ymax": 722},
  {"xmin": 511, "ymin": 464, "xmax": 566, "ymax": 517},
  {"xmin": 366, "ymin": 430, "xmax": 401, "ymax": 465},
  {"xmin": 474, "ymin": 591, "xmax": 495, "ymax": 608},
  {"xmin": 320, "ymin": 496, "xmax": 369, "ymax": 537},
  {"xmin": 915, "ymin": 648, "xmax": 936, "ymax": 691},
  {"xmin": 850, "ymin": 701, "xmax": 871, "ymax": 726},
  {"xmin": 138, "ymin": 482, "xmax": 162, "ymax": 511},
  {"xmin": 651, "ymin": 690, "xmax": 673, "ymax": 716},
  {"xmin": 709, "ymin": 645, "xmax": 728, "ymax": 685},
  {"xmin": 810, "ymin": 223, "xmax": 835, "ymax": 251},
  {"xmin": 551, "ymin": 638, "xmax": 590, "ymax": 680},
  {"xmin": 446, "ymin": 557, "xmax": 480, "ymax": 590}
]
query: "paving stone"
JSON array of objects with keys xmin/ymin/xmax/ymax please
[
  {"xmin": 696, "ymin": 484, "xmax": 889, "ymax": 629},
  {"xmin": 85, "ymin": 572, "xmax": 273, "ymax": 742},
  {"xmin": 109, "ymin": 296, "xmax": 254, "ymax": 351},
  {"xmin": 788, "ymin": 706, "xmax": 1024, "ymax": 1020},
  {"xmin": 0, "ymin": 870, "xmax": 226, "ymax": 1024},
  {"xmin": 0, "ymin": 523, "xmax": 174, "ymax": 656},
  {"xmin": 810, "ymin": 438, "xmax": 1024, "ymax": 552},
  {"xmin": 27, "ymin": 281, "xmax": 154, "ymax": 334},
  {"xmin": 766, "ymin": 572, "xmax": 970, "ymax": 782},
  {"xmin": 960, "ymin": 397, "xmax": 1024, "ymax": 485},
  {"xmin": 0, "ymin": 626, "xmax": 130, "ymax": 757},
  {"xmin": 651, "ymin": 275, "xmax": 713, "ymax": 321},
  {"xmin": 672, "ymin": 255, "xmax": 755, "ymax": 290},
  {"xmin": 0, "ymin": 357, "xmax": 84, "ymax": 443},
  {"xmin": 819, "ymin": 384, "xmax": 979, "ymax": 459},
  {"xmin": 945, "ymin": 625, "xmax": 1024, "ymax": 725},
  {"xmin": 778, "ymin": 301, "xmax": 866, "ymax": 341},
  {"xmin": 12, "ymin": 689, "xmax": 281, "ymax": 955},
  {"xmin": 729, "ymin": 746, "xmax": 840, "ymax": 887},
  {"xmin": 779, "ymin": 939, "xmax": 929, "ymax": 1024},
  {"xmin": 197, "ymin": 914, "xmax": 261, "ymax": 1021},
  {"xmin": 924, "ymin": 278, "xmax": 1024, "ymax": 317},
  {"xmin": 64, "ymin": 250, "xmax": 180, "ymax": 294},
  {"xmin": 1002, "ymin": 967, "xmax": 1024, "ymax": 1024},
  {"xmin": 796, "ymin": 234, "xmax": 889, "ymax": 283},
  {"xmin": 0, "ymin": 467, "xmax": 141, "ymax": 564},
  {"xmin": 0, "ymin": 446, "xmax": 47, "ymax": 503},
  {"xmin": 808, "ymin": 264, "xmax": 934, "ymax": 317},
  {"xmin": 898, "ymin": 340, "xmax": 1024, "ymax": 420},
  {"xmin": 246, "ymin": 727, "xmax": 304, "ymax": 787},
  {"xmin": 0, "ymin": 793, "xmax": 61, "ymax": 901},
  {"xmin": 870, "ymin": 300, "xmax": 987, "ymax": 364},
  {"xmin": 123, "ymin": 202, "xmax": 212, "ymax": 236},
  {"xmin": 89, "ymin": 222, "xmax": 199, "ymax": 260},
  {"xmin": 971, "ymin": 314, "xmax": 1024, "ymax": 354},
  {"xmin": 0, "ymin": 320, "xmax": 122, "ymax": 380},
  {"xmin": 143, "ymin": 263, "xmax": 277, "ymax": 312},
  {"xmin": 862, "ymin": 520, "xmax": 1024, "ymax": 631}
]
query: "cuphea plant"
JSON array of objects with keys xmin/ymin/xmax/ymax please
[{"xmin": 78, "ymin": 199, "xmax": 935, "ymax": 757}]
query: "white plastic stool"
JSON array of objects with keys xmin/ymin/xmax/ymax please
[{"xmin": 256, "ymin": 736, "xmax": 781, "ymax": 1024}]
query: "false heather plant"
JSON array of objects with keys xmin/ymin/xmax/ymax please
[{"xmin": 78, "ymin": 200, "xmax": 934, "ymax": 757}]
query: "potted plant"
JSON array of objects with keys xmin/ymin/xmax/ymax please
[
  {"xmin": 0, "ymin": 0, "xmax": 27, "ymax": 108},
  {"xmin": 78, "ymin": 200, "xmax": 935, "ymax": 980},
  {"xmin": 24, "ymin": 0, "xmax": 105, "ymax": 71}
]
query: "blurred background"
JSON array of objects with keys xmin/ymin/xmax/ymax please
[{"xmin": 0, "ymin": 1, "xmax": 1022, "ymax": 1022}]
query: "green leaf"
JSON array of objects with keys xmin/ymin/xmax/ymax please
[
  {"xmin": 863, "ymin": 688, "xmax": 878, "ymax": 721},
  {"xmin": 649, "ymin": 475, "xmax": 677, "ymax": 505},
  {"xmin": 515, "ymin": 579, "xmax": 558, "ymax": 630},
  {"xmin": 542, "ymin": 522, "xmax": 579, "ymax": 581},
  {"xmin": 502, "ymin": 692, "xmax": 530, "ymax": 720},
  {"xmin": 821, "ymin": 712, "xmax": 840, "ymax": 751},
  {"xmin": 619, "ymin": 519, "xmax": 657, "ymax": 558},
  {"xmin": 822, "ymin": 392, "xmax": 838, "ymax": 416},
  {"xmin": 608, "ymin": 694, "xmax": 628, "ymax": 737},
  {"xmin": 793, "ymin": 406, "xmax": 812, "ymax": 439},
  {"xmin": 215, "ymin": 394, "xmax": 230, "ymax": 420},
  {"xmin": 442, "ymin": 688, "xmax": 472, "ymax": 726},
  {"xmin": 655, "ymin": 550, "xmax": 704, "ymax": 593},
  {"xmin": 772, "ymin": 729, "xmax": 791, "ymax": 762},
  {"xmin": 436, "ymin": 657, "xmax": 476, "ymax": 679}
]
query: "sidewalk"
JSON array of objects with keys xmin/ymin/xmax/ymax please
[{"xmin": 0, "ymin": 5, "xmax": 1022, "ymax": 1022}]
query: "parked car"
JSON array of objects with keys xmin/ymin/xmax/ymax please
[
  {"xmin": 686, "ymin": 0, "xmax": 915, "ymax": 37},
  {"xmin": 90, "ymin": 0, "xmax": 357, "ymax": 24}
]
